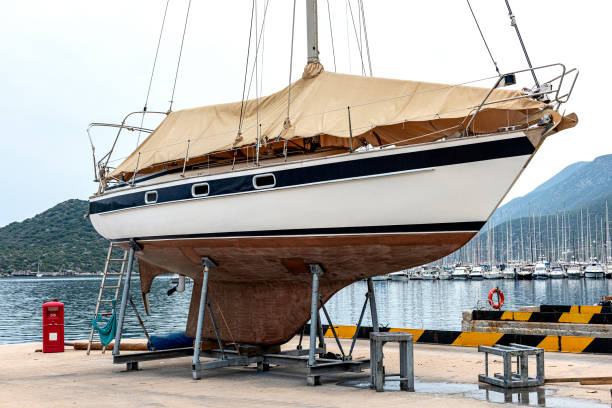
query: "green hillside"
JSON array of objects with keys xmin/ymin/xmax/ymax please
[{"xmin": 0, "ymin": 199, "xmax": 108, "ymax": 273}]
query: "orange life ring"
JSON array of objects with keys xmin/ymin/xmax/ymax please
[{"xmin": 488, "ymin": 288, "xmax": 504, "ymax": 309}]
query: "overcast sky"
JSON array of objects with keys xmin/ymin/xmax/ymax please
[{"xmin": 0, "ymin": 0, "xmax": 608, "ymax": 227}]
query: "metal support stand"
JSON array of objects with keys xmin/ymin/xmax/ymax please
[
  {"xmin": 370, "ymin": 332, "xmax": 414, "ymax": 392},
  {"xmin": 478, "ymin": 344, "xmax": 544, "ymax": 388},
  {"xmin": 307, "ymin": 263, "xmax": 323, "ymax": 386},
  {"xmin": 113, "ymin": 239, "xmax": 141, "ymax": 356},
  {"xmin": 192, "ymin": 257, "xmax": 216, "ymax": 380},
  {"xmin": 112, "ymin": 260, "xmax": 370, "ymax": 385}
]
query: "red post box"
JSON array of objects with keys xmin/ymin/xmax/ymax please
[{"xmin": 42, "ymin": 299, "xmax": 64, "ymax": 353}]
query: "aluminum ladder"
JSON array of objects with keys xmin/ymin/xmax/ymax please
[{"xmin": 86, "ymin": 242, "xmax": 128, "ymax": 354}]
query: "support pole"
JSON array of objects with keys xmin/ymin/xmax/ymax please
[
  {"xmin": 113, "ymin": 239, "xmax": 141, "ymax": 356},
  {"xmin": 192, "ymin": 257, "xmax": 216, "ymax": 380},
  {"xmin": 366, "ymin": 278, "xmax": 379, "ymax": 332},
  {"xmin": 308, "ymin": 264, "xmax": 323, "ymax": 366}
]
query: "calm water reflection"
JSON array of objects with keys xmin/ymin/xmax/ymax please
[
  {"xmin": 0, "ymin": 276, "xmax": 192, "ymax": 344},
  {"xmin": 323, "ymin": 278, "xmax": 612, "ymax": 329},
  {"xmin": 1, "ymin": 277, "xmax": 610, "ymax": 344}
]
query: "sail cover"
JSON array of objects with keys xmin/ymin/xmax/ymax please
[{"xmin": 112, "ymin": 70, "xmax": 573, "ymax": 177}]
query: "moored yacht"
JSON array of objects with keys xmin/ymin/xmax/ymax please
[
  {"xmin": 549, "ymin": 266, "xmax": 566, "ymax": 279},
  {"xmin": 566, "ymin": 265, "xmax": 581, "ymax": 279},
  {"xmin": 484, "ymin": 267, "xmax": 503, "ymax": 279},
  {"xmin": 502, "ymin": 266, "xmax": 516, "ymax": 279},
  {"xmin": 421, "ymin": 268, "xmax": 437, "ymax": 280},
  {"xmin": 452, "ymin": 266, "xmax": 470, "ymax": 280},
  {"xmin": 469, "ymin": 266, "xmax": 485, "ymax": 280},
  {"xmin": 390, "ymin": 271, "xmax": 408, "ymax": 281},
  {"xmin": 517, "ymin": 265, "xmax": 534, "ymax": 280},
  {"xmin": 532, "ymin": 262, "xmax": 550, "ymax": 279},
  {"xmin": 584, "ymin": 260, "xmax": 605, "ymax": 279}
]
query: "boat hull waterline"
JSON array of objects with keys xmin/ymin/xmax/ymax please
[{"xmin": 90, "ymin": 130, "xmax": 540, "ymax": 345}]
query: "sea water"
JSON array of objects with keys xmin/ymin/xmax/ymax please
[{"xmin": 0, "ymin": 276, "xmax": 610, "ymax": 344}]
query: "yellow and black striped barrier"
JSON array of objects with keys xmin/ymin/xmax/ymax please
[
  {"xmin": 472, "ymin": 310, "xmax": 612, "ymax": 324},
  {"xmin": 306, "ymin": 324, "xmax": 612, "ymax": 354},
  {"xmin": 539, "ymin": 304, "xmax": 612, "ymax": 314}
]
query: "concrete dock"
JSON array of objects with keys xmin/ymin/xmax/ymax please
[{"xmin": 1, "ymin": 337, "xmax": 611, "ymax": 407}]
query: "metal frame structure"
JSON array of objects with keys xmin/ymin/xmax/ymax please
[
  {"xmin": 111, "ymin": 256, "xmax": 379, "ymax": 386},
  {"xmin": 478, "ymin": 343, "xmax": 544, "ymax": 388},
  {"xmin": 369, "ymin": 332, "xmax": 415, "ymax": 392}
]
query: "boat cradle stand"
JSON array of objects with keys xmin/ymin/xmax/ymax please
[{"xmin": 112, "ymin": 255, "xmax": 377, "ymax": 386}]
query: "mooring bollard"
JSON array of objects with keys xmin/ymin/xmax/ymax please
[{"xmin": 369, "ymin": 332, "xmax": 414, "ymax": 392}]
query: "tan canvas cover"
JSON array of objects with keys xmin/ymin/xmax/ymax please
[{"xmin": 112, "ymin": 69, "xmax": 571, "ymax": 177}]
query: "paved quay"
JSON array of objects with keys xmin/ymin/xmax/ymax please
[{"xmin": 1, "ymin": 337, "xmax": 611, "ymax": 407}]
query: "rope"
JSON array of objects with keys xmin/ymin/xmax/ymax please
[
  {"xmin": 358, "ymin": 0, "xmax": 372, "ymax": 76},
  {"xmin": 466, "ymin": 0, "xmax": 500, "ymax": 75},
  {"xmin": 136, "ymin": 0, "xmax": 171, "ymax": 147},
  {"xmin": 237, "ymin": 0, "xmax": 256, "ymax": 139},
  {"xmin": 245, "ymin": 0, "xmax": 270, "ymax": 107},
  {"xmin": 325, "ymin": 0, "xmax": 337, "ymax": 72},
  {"xmin": 286, "ymin": 0, "xmax": 297, "ymax": 121},
  {"xmin": 346, "ymin": 0, "xmax": 366, "ymax": 76},
  {"xmin": 168, "ymin": 0, "xmax": 193, "ymax": 112},
  {"xmin": 345, "ymin": 1, "xmax": 351, "ymax": 72}
]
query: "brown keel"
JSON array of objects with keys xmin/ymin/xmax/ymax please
[{"xmin": 125, "ymin": 232, "xmax": 475, "ymax": 345}]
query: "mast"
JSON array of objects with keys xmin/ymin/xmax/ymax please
[
  {"xmin": 520, "ymin": 210, "xmax": 524, "ymax": 263},
  {"xmin": 306, "ymin": 0, "xmax": 320, "ymax": 63},
  {"xmin": 604, "ymin": 200, "xmax": 610, "ymax": 265}
]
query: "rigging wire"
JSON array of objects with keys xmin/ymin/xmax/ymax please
[
  {"xmin": 237, "ymin": 0, "xmax": 256, "ymax": 138},
  {"xmin": 358, "ymin": 0, "xmax": 372, "ymax": 76},
  {"xmin": 287, "ymin": 0, "xmax": 297, "ymax": 121},
  {"xmin": 346, "ymin": 0, "xmax": 366, "ymax": 76},
  {"xmin": 245, "ymin": 0, "xmax": 270, "ymax": 104},
  {"xmin": 168, "ymin": 0, "xmax": 193, "ymax": 112},
  {"xmin": 136, "ymin": 0, "xmax": 171, "ymax": 147},
  {"xmin": 345, "ymin": 1, "xmax": 351, "ymax": 72},
  {"xmin": 466, "ymin": 0, "xmax": 500, "ymax": 76},
  {"xmin": 325, "ymin": 0, "xmax": 337, "ymax": 72},
  {"xmin": 504, "ymin": 0, "xmax": 539, "ymax": 87}
]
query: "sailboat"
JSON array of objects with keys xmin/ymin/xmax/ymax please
[{"xmin": 86, "ymin": 1, "xmax": 578, "ymax": 345}]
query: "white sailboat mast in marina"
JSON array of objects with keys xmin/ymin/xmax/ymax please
[{"xmin": 86, "ymin": 0, "xmax": 579, "ymax": 345}]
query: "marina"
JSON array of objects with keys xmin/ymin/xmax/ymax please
[
  {"xmin": 2, "ymin": 276, "xmax": 610, "ymax": 344},
  {"xmin": 3, "ymin": 0, "xmax": 612, "ymax": 406}
]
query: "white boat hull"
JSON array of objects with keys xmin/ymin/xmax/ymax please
[{"xmin": 90, "ymin": 132, "xmax": 534, "ymax": 242}]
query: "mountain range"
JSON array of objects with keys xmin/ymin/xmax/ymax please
[{"xmin": 1, "ymin": 154, "xmax": 612, "ymax": 273}]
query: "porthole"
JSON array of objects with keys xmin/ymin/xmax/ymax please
[
  {"xmin": 144, "ymin": 191, "xmax": 158, "ymax": 204},
  {"xmin": 253, "ymin": 173, "xmax": 276, "ymax": 189},
  {"xmin": 191, "ymin": 182, "xmax": 210, "ymax": 197}
]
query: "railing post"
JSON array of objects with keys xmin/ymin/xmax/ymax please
[
  {"xmin": 347, "ymin": 106, "xmax": 354, "ymax": 153},
  {"xmin": 130, "ymin": 152, "xmax": 141, "ymax": 186},
  {"xmin": 181, "ymin": 139, "xmax": 190, "ymax": 177}
]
